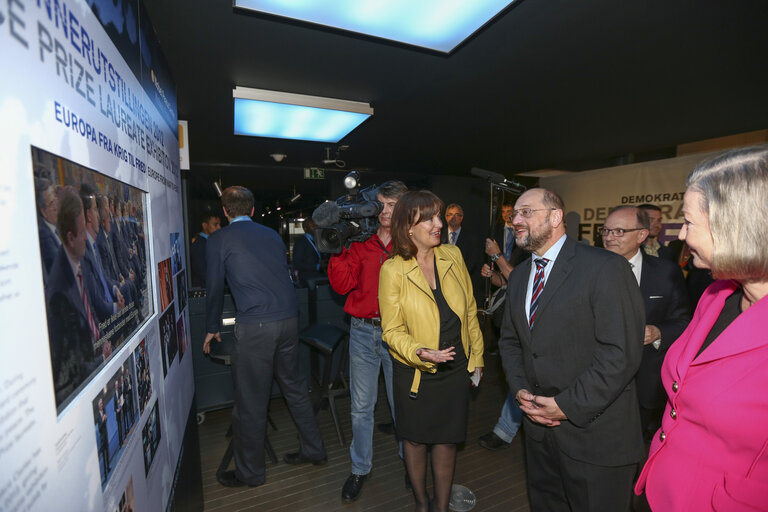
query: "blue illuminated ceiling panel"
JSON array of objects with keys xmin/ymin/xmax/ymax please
[
  {"xmin": 233, "ymin": 87, "xmax": 373, "ymax": 143},
  {"xmin": 234, "ymin": 0, "xmax": 515, "ymax": 53}
]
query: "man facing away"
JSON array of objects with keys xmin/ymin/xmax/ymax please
[
  {"xmin": 327, "ymin": 180, "xmax": 409, "ymax": 502},
  {"xmin": 601, "ymin": 206, "xmax": 690, "ymax": 441},
  {"xmin": 498, "ymin": 188, "xmax": 645, "ymax": 511},
  {"xmin": 204, "ymin": 186, "xmax": 326, "ymax": 487}
]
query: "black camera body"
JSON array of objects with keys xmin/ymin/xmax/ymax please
[{"xmin": 312, "ymin": 184, "xmax": 382, "ymax": 254}]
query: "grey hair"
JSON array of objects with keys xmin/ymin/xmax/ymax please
[{"xmin": 686, "ymin": 144, "xmax": 768, "ymax": 280}]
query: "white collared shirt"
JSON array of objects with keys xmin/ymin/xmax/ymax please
[
  {"xmin": 524, "ymin": 234, "xmax": 567, "ymax": 320},
  {"xmin": 628, "ymin": 249, "xmax": 643, "ymax": 285},
  {"xmin": 448, "ymin": 227, "xmax": 461, "ymax": 244}
]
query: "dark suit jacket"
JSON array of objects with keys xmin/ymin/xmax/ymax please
[
  {"xmin": 498, "ymin": 236, "xmax": 646, "ymax": 466},
  {"xmin": 636, "ymin": 251, "xmax": 691, "ymax": 409},
  {"xmin": 38, "ymin": 216, "xmax": 60, "ymax": 280},
  {"xmin": 46, "ymin": 245, "xmax": 101, "ymax": 406},
  {"xmin": 205, "ymin": 219, "xmax": 298, "ymax": 332},
  {"xmin": 642, "ymin": 241, "xmax": 676, "ymax": 263},
  {"xmin": 292, "ymin": 234, "xmax": 323, "ymax": 284},
  {"xmin": 442, "ymin": 229, "xmax": 482, "ymax": 297},
  {"xmin": 492, "ymin": 224, "xmax": 528, "ymax": 267},
  {"xmin": 190, "ymin": 235, "xmax": 207, "ymax": 288}
]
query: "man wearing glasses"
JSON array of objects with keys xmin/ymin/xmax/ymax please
[
  {"xmin": 498, "ymin": 188, "xmax": 645, "ymax": 511},
  {"xmin": 601, "ymin": 206, "xmax": 690, "ymax": 442}
]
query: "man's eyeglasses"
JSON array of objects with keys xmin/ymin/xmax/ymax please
[
  {"xmin": 598, "ymin": 227, "xmax": 645, "ymax": 238},
  {"xmin": 511, "ymin": 208, "xmax": 557, "ymax": 219}
]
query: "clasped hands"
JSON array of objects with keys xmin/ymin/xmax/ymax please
[
  {"xmin": 516, "ymin": 389, "xmax": 567, "ymax": 427},
  {"xmin": 416, "ymin": 346, "xmax": 483, "ymax": 387}
]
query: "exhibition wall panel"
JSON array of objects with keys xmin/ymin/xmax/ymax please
[{"xmin": 0, "ymin": 1, "xmax": 194, "ymax": 510}]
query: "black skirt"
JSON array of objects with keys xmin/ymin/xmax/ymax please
[{"xmin": 392, "ymin": 347, "xmax": 470, "ymax": 444}]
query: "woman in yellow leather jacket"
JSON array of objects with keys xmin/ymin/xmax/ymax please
[{"xmin": 379, "ymin": 190, "xmax": 484, "ymax": 512}]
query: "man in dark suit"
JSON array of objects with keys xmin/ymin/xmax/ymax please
[
  {"xmin": 97, "ymin": 397, "xmax": 110, "ymax": 480},
  {"xmin": 638, "ymin": 203, "xmax": 676, "ymax": 262},
  {"xmin": 204, "ymin": 186, "xmax": 326, "ymax": 487},
  {"xmin": 291, "ymin": 217, "xmax": 324, "ymax": 286},
  {"xmin": 441, "ymin": 203, "xmax": 481, "ymax": 297},
  {"xmin": 190, "ymin": 209, "xmax": 221, "ymax": 288},
  {"xmin": 96, "ymin": 196, "xmax": 136, "ymax": 306},
  {"xmin": 602, "ymin": 206, "xmax": 690, "ymax": 440},
  {"xmin": 36, "ymin": 177, "xmax": 60, "ymax": 282},
  {"xmin": 46, "ymin": 187, "xmax": 103, "ymax": 408},
  {"xmin": 80, "ymin": 185, "xmax": 126, "ymax": 330},
  {"xmin": 498, "ymin": 188, "xmax": 645, "ymax": 511}
]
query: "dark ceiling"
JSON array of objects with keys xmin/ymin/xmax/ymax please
[{"xmin": 145, "ymin": 0, "xmax": 768, "ymax": 178}]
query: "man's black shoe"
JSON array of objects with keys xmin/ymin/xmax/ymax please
[
  {"xmin": 377, "ymin": 422, "xmax": 395, "ymax": 435},
  {"xmin": 283, "ymin": 452, "xmax": 327, "ymax": 466},
  {"xmin": 217, "ymin": 470, "xmax": 263, "ymax": 488},
  {"xmin": 341, "ymin": 473, "xmax": 369, "ymax": 502},
  {"xmin": 478, "ymin": 431, "xmax": 509, "ymax": 451}
]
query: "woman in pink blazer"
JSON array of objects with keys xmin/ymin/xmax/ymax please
[{"xmin": 635, "ymin": 145, "xmax": 768, "ymax": 511}]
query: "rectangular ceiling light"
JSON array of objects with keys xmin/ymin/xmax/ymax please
[
  {"xmin": 234, "ymin": 0, "xmax": 515, "ymax": 53},
  {"xmin": 233, "ymin": 86, "xmax": 373, "ymax": 143}
]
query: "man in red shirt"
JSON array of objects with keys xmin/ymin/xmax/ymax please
[{"xmin": 327, "ymin": 180, "xmax": 408, "ymax": 502}]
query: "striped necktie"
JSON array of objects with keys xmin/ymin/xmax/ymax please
[
  {"xmin": 450, "ymin": 231, "xmax": 457, "ymax": 245},
  {"xmin": 529, "ymin": 258, "xmax": 549, "ymax": 329}
]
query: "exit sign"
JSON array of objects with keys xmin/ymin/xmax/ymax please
[{"xmin": 304, "ymin": 168, "xmax": 325, "ymax": 180}]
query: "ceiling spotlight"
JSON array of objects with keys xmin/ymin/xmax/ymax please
[
  {"xmin": 213, "ymin": 181, "xmax": 223, "ymax": 197},
  {"xmin": 289, "ymin": 193, "xmax": 302, "ymax": 203},
  {"xmin": 344, "ymin": 171, "xmax": 360, "ymax": 190},
  {"xmin": 270, "ymin": 153, "xmax": 287, "ymax": 162}
]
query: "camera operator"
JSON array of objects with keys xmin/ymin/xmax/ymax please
[{"xmin": 327, "ymin": 180, "xmax": 408, "ymax": 502}]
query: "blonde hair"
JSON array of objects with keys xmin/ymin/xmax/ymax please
[{"xmin": 686, "ymin": 144, "xmax": 768, "ymax": 280}]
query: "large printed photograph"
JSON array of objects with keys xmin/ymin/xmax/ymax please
[{"xmin": 32, "ymin": 146, "xmax": 153, "ymax": 412}]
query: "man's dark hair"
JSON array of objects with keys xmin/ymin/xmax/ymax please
[
  {"xmin": 377, "ymin": 180, "xmax": 408, "ymax": 200},
  {"xmin": 638, "ymin": 203, "xmax": 662, "ymax": 212},
  {"xmin": 221, "ymin": 186, "xmax": 254, "ymax": 218},
  {"xmin": 57, "ymin": 186, "xmax": 83, "ymax": 243},
  {"xmin": 201, "ymin": 211, "xmax": 220, "ymax": 224},
  {"xmin": 35, "ymin": 177, "xmax": 52, "ymax": 211},
  {"xmin": 79, "ymin": 183, "xmax": 98, "ymax": 213}
]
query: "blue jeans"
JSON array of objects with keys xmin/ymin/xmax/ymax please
[
  {"xmin": 493, "ymin": 392, "xmax": 523, "ymax": 443},
  {"xmin": 348, "ymin": 317, "xmax": 401, "ymax": 475}
]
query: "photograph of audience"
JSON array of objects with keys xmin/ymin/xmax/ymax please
[
  {"xmin": 175, "ymin": 269, "xmax": 187, "ymax": 314},
  {"xmin": 159, "ymin": 307, "xmax": 178, "ymax": 376},
  {"xmin": 176, "ymin": 315, "xmax": 188, "ymax": 361},
  {"xmin": 157, "ymin": 258, "xmax": 174, "ymax": 312},
  {"xmin": 170, "ymin": 232, "xmax": 183, "ymax": 275},
  {"xmin": 92, "ymin": 358, "xmax": 139, "ymax": 487},
  {"xmin": 142, "ymin": 400, "xmax": 162, "ymax": 476},
  {"xmin": 33, "ymin": 146, "xmax": 152, "ymax": 412},
  {"xmin": 133, "ymin": 339, "xmax": 152, "ymax": 415}
]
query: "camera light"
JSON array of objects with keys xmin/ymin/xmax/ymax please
[{"xmin": 344, "ymin": 171, "xmax": 360, "ymax": 190}]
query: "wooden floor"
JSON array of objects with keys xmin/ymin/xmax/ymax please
[{"xmin": 197, "ymin": 352, "xmax": 530, "ymax": 511}]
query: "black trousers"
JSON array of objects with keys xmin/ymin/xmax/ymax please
[
  {"xmin": 231, "ymin": 317, "xmax": 325, "ymax": 485},
  {"xmin": 525, "ymin": 429, "xmax": 637, "ymax": 512}
]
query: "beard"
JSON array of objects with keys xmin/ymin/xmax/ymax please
[{"xmin": 516, "ymin": 215, "xmax": 553, "ymax": 252}]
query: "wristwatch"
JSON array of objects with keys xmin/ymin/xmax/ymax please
[{"xmin": 490, "ymin": 253, "xmax": 502, "ymax": 263}]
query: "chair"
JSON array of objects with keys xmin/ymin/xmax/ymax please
[
  {"xmin": 207, "ymin": 340, "xmax": 279, "ymax": 477},
  {"xmin": 299, "ymin": 277, "xmax": 350, "ymax": 446}
]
